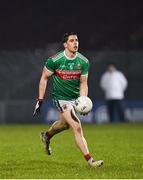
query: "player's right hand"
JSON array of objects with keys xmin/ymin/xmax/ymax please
[{"xmin": 33, "ymin": 99, "xmax": 43, "ymax": 117}]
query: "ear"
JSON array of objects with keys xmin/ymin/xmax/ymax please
[{"xmin": 63, "ymin": 42, "xmax": 67, "ymax": 48}]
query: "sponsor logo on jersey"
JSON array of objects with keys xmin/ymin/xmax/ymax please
[
  {"xmin": 77, "ymin": 63, "xmax": 81, "ymax": 70},
  {"xmin": 55, "ymin": 70, "xmax": 81, "ymax": 80},
  {"xmin": 68, "ymin": 63, "xmax": 75, "ymax": 70}
]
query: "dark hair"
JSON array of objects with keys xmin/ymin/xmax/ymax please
[{"xmin": 62, "ymin": 32, "xmax": 77, "ymax": 43}]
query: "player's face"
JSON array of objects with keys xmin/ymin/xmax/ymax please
[{"xmin": 64, "ymin": 35, "xmax": 79, "ymax": 53}]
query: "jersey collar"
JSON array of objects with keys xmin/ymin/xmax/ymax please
[{"xmin": 64, "ymin": 50, "xmax": 77, "ymax": 60}]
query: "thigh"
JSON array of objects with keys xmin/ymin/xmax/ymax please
[
  {"xmin": 53, "ymin": 99, "xmax": 75, "ymax": 112},
  {"xmin": 55, "ymin": 117, "xmax": 69, "ymax": 129},
  {"xmin": 61, "ymin": 109, "xmax": 82, "ymax": 131},
  {"xmin": 53, "ymin": 99, "xmax": 80, "ymax": 126}
]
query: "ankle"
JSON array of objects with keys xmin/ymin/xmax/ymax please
[
  {"xmin": 84, "ymin": 153, "xmax": 91, "ymax": 161},
  {"xmin": 84, "ymin": 153, "xmax": 95, "ymax": 165}
]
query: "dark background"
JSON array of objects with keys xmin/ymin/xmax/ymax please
[
  {"xmin": 0, "ymin": 0, "xmax": 143, "ymax": 123},
  {"xmin": 0, "ymin": 0, "xmax": 143, "ymax": 50}
]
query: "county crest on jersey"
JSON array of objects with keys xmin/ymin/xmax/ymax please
[{"xmin": 45, "ymin": 50, "xmax": 89, "ymax": 100}]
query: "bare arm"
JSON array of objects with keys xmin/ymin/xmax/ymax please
[
  {"xmin": 80, "ymin": 75, "xmax": 88, "ymax": 96},
  {"xmin": 38, "ymin": 67, "xmax": 53, "ymax": 99}
]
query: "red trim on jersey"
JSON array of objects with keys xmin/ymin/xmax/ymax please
[{"xmin": 55, "ymin": 70, "xmax": 81, "ymax": 80}]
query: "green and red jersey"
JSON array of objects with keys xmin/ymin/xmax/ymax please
[{"xmin": 45, "ymin": 50, "xmax": 89, "ymax": 100}]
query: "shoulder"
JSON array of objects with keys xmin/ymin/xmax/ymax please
[
  {"xmin": 101, "ymin": 72, "xmax": 109, "ymax": 78},
  {"xmin": 116, "ymin": 70, "xmax": 124, "ymax": 76},
  {"xmin": 77, "ymin": 52, "xmax": 89, "ymax": 63},
  {"xmin": 114, "ymin": 70, "xmax": 126, "ymax": 80},
  {"xmin": 48, "ymin": 51, "xmax": 64, "ymax": 62}
]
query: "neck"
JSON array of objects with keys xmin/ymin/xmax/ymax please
[{"xmin": 64, "ymin": 49, "xmax": 76, "ymax": 58}]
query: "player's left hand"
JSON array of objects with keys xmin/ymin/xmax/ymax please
[{"xmin": 33, "ymin": 99, "xmax": 43, "ymax": 117}]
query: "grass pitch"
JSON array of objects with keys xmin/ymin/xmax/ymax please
[{"xmin": 0, "ymin": 123, "xmax": 143, "ymax": 179}]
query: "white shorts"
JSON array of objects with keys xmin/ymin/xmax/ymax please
[{"xmin": 53, "ymin": 99, "xmax": 75, "ymax": 112}]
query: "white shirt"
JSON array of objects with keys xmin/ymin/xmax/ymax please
[{"xmin": 100, "ymin": 70, "xmax": 128, "ymax": 100}]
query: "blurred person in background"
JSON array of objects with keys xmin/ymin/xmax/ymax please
[
  {"xmin": 33, "ymin": 32, "xmax": 103, "ymax": 167},
  {"xmin": 100, "ymin": 62, "xmax": 128, "ymax": 123}
]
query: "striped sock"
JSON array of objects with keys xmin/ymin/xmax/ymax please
[{"xmin": 84, "ymin": 153, "xmax": 94, "ymax": 165}]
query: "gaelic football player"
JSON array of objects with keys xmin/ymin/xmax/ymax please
[{"xmin": 33, "ymin": 32, "xmax": 103, "ymax": 167}]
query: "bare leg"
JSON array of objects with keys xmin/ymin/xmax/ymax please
[
  {"xmin": 41, "ymin": 108, "xmax": 103, "ymax": 167},
  {"xmin": 40, "ymin": 117, "xmax": 69, "ymax": 155},
  {"xmin": 61, "ymin": 108, "xmax": 89, "ymax": 155},
  {"xmin": 47, "ymin": 117, "xmax": 69, "ymax": 138}
]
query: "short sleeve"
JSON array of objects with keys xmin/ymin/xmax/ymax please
[
  {"xmin": 45, "ymin": 58, "xmax": 54, "ymax": 72},
  {"xmin": 81, "ymin": 61, "xmax": 89, "ymax": 75}
]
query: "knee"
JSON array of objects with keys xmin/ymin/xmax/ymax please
[
  {"xmin": 73, "ymin": 123, "xmax": 81, "ymax": 133},
  {"xmin": 62, "ymin": 122, "xmax": 69, "ymax": 130}
]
